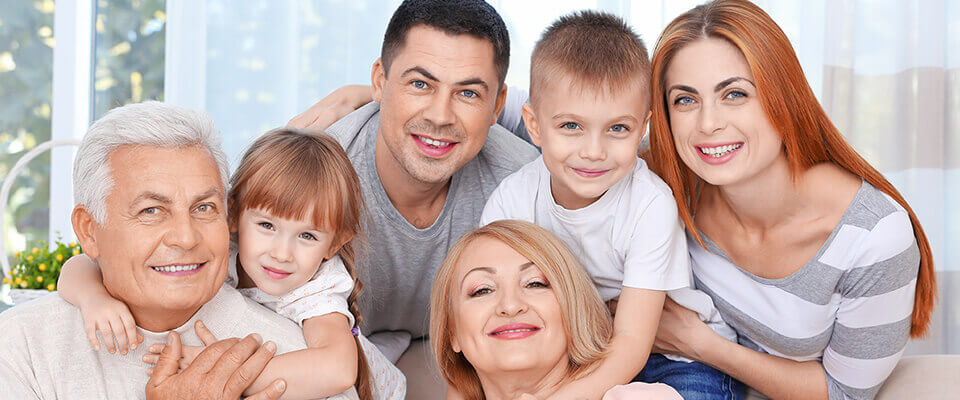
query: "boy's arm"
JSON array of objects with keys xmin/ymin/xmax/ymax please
[
  {"xmin": 57, "ymin": 254, "xmax": 141, "ymax": 353},
  {"xmin": 547, "ymin": 287, "xmax": 664, "ymax": 400},
  {"xmin": 242, "ymin": 313, "xmax": 358, "ymax": 400}
]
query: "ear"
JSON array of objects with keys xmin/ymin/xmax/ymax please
[
  {"xmin": 371, "ymin": 58, "xmax": 386, "ymax": 103},
  {"xmin": 642, "ymin": 110, "xmax": 652, "ymax": 128},
  {"xmin": 521, "ymin": 103, "xmax": 543, "ymax": 147},
  {"xmin": 450, "ymin": 331, "xmax": 461, "ymax": 353},
  {"xmin": 324, "ymin": 232, "xmax": 354, "ymax": 260},
  {"xmin": 72, "ymin": 205, "xmax": 101, "ymax": 260},
  {"xmin": 490, "ymin": 84, "xmax": 508, "ymax": 126}
]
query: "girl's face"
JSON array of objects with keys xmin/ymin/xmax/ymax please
[
  {"xmin": 449, "ymin": 236, "xmax": 568, "ymax": 378},
  {"xmin": 664, "ymin": 37, "xmax": 784, "ymax": 186},
  {"xmin": 235, "ymin": 207, "xmax": 338, "ymax": 295}
]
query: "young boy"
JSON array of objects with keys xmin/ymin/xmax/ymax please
[{"xmin": 481, "ymin": 11, "xmax": 742, "ymax": 400}]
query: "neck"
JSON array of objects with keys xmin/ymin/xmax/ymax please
[
  {"xmin": 476, "ymin": 359, "xmax": 569, "ymax": 400},
  {"xmin": 374, "ymin": 130, "xmax": 451, "ymax": 227},
  {"xmin": 706, "ymin": 152, "xmax": 809, "ymax": 233},
  {"xmin": 128, "ymin": 304, "xmax": 200, "ymax": 332}
]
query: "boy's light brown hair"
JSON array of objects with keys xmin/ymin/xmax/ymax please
[{"xmin": 530, "ymin": 10, "xmax": 651, "ymax": 108}]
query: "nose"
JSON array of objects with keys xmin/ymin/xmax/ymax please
[
  {"xmin": 163, "ymin": 211, "xmax": 201, "ymax": 250},
  {"xmin": 422, "ymin": 90, "xmax": 455, "ymax": 127},
  {"xmin": 269, "ymin": 235, "xmax": 294, "ymax": 263},
  {"xmin": 697, "ymin": 102, "xmax": 724, "ymax": 135},
  {"xmin": 578, "ymin": 132, "xmax": 606, "ymax": 161},
  {"xmin": 495, "ymin": 285, "xmax": 529, "ymax": 317}
]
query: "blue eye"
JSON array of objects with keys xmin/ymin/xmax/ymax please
[
  {"xmin": 460, "ymin": 89, "xmax": 477, "ymax": 98},
  {"xmin": 560, "ymin": 122, "xmax": 581, "ymax": 130},
  {"xmin": 299, "ymin": 232, "xmax": 317, "ymax": 240},
  {"xmin": 142, "ymin": 207, "xmax": 158, "ymax": 215},
  {"xmin": 258, "ymin": 221, "xmax": 274, "ymax": 230},
  {"xmin": 725, "ymin": 90, "xmax": 747, "ymax": 99},
  {"xmin": 412, "ymin": 80, "xmax": 427, "ymax": 89},
  {"xmin": 609, "ymin": 124, "xmax": 629, "ymax": 133},
  {"xmin": 195, "ymin": 204, "xmax": 212, "ymax": 213},
  {"xmin": 674, "ymin": 96, "xmax": 695, "ymax": 105}
]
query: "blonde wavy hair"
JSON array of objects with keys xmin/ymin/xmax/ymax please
[{"xmin": 429, "ymin": 220, "xmax": 613, "ymax": 400}]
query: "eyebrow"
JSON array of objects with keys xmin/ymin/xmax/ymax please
[
  {"xmin": 667, "ymin": 76, "xmax": 756, "ymax": 96},
  {"xmin": 552, "ymin": 113, "xmax": 639, "ymax": 124},
  {"xmin": 131, "ymin": 187, "xmax": 222, "ymax": 206},
  {"xmin": 460, "ymin": 262, "xmax": 536, "ymax": 284},
  {"xmin": 191, "ymin": 187, "xmax": 223, "ymax": 204},
  {"xmin": 401, "ymin": 66, "xmax": 489, "ymax": 92}
]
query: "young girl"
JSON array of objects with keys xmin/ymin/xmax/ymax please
[{"xmin": 57, "ymin": 130, "xmax": 405, "ymax": 400}]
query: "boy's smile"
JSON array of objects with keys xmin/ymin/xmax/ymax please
[{"xmin": 523, "ymin": 75, "xmax": 650, "ymax": 210}]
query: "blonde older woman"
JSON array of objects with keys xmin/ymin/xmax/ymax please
[{"xmin": 430, "ymin": 220, "xmax": 682, "ymax": 400}]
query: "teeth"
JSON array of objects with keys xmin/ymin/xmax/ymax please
[
  {"xmin": 699, "ymin": 143, "xmax": 742, "ymax": 157},
  {"xmin": 498, "ymin": 328, "xmax": 535, "ymax": 334},
  {"xmin": 152, "ymin": 264, "xmax": 200, "ymax": 273},
  {"xmin": 418, "ymin": 135, "xmax": 452, "ymax": 148}
]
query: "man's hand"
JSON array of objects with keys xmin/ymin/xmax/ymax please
[
  {"xmin": 286, "ymin": 85, "xmax": 373, "ymax": 130},
  {"xmin": 145, "ymin": 331, "xmax": 286, "ymax": 400}
]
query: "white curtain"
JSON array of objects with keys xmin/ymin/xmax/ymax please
[{"xmin": 199, "ymin": 0, "xmax": 957, "ymax": 354}]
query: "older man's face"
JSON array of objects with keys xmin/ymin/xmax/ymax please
[{"xmin": 88, "ymin": 145, "xmax": 229, "ymax": 325}]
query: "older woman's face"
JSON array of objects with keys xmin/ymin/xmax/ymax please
[
  {"xmin": 450, "ymin": 236, "xmax": 567, "ymax": 375},
  {"xmin": 664, "ymin": 37, "xmax": 783, "ymax": 186}
]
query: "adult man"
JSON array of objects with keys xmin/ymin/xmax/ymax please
[
  {"xmin": 0, "ymin": 102, "xmax": 318, "ymax": 399},
  {"xmin": 291, "ymin": 0, "xmax": 538, "ymax": 362}
]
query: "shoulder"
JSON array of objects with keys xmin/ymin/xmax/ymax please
[
  {"xmin": 323, "ymin": 102, "xmax": 381, "ymax": 150},
  {"xmin": 475, "ymin": 123, "xmax": 540, "ymax": 179},
  {"xmin": 0, "ymin": 294, "xmax": 79, "ymax": 333},
  {"xmin": 212, "ymin": 286, "xmax": 305, "ymax": 346},
  {"xmin": 494, "ymin": 156, "xmax": 545, "ymax": 191},
  {"xmin": 623, "ymin": 158, "xmax": 679, "ymax": 216}
]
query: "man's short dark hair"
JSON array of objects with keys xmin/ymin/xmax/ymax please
[{"xmin": 381, "ymin": 0, "xmax": 510, "ymax": 87}]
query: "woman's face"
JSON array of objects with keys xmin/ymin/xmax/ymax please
[
  {"xmin": 449, "ymin": 236, "xmax": 568, "ymax": 376},
  {"xmin": 664, "ymin": 37, "xmax": 784, "ymax": 186}
]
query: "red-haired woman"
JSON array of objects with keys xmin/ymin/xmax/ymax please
[{"xmin": 645, "ymin": 1, "xmax": 937, "ymax": 399}]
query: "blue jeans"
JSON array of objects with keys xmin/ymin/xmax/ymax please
[{"xmin": 633, "ymin": 353, "xmax": 744, "ymax": 400}]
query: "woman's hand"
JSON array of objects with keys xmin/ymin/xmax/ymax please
[
  {"xmin": 286, "ymin": 85, "xmax": 373, "ymax": 130},
  {"xmin": 652, "ymin": 297, "xmax": 718, "ymax": 361},
  {"xmin": 80, "ymin": 293, "xmax": 143, "ymax": 354}
]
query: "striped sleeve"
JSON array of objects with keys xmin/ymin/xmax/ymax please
[{"xmin": 822, "ymin": 210, "xmax": 920, "ymax": 400}]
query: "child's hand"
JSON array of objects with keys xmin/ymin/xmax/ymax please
[
  {"xmin": 80, "ymin": 294, "xmax": 143, "ymax": 354},
  {"xmin": 144, "ymin": 320, "xmax": 222, "ymax": 371}
]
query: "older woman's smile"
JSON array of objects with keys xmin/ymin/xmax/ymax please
[{"xmin": 488, "ymin": 323, "xmax": 540, "ymax": 339}]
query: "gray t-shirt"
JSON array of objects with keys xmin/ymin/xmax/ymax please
[{"xmin": 325, "ymin": 102, "xmax": 538, "ymax": 359}]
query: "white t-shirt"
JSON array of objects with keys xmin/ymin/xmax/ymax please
[
  {"xmin": 227, "ymin": 247, "xmax": 406, "ymax": 400},
  {"xmin": 481, "ymin": 156, "xmax": 690, "ymax": 300}
]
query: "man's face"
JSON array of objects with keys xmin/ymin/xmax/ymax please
[
  {"xmin": 83, "ymin": 145, "xmax": 230, "ymax": 325},
  {"xmin": 372, "ymin": 24, "xmax": 506, "ymax": 185}
]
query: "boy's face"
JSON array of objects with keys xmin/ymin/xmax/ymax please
[{"xmin": 524, "ymin": 76, "xmax": 650, "ymax": 209}]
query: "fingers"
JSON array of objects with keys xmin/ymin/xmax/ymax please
[
  {"xmin": 183, "ymin": 337, "xmax": 240, "ymax": 376},
  {"xmin": 194, "ymin": 320, "xmax": 218, "ymax": 346},
  {"xmin": 244, "ymin": 379, "xmax": 286, "ymax": 400},
  {"xmin": 206, "ymin": 333, "xmax": 262, "ymax": 380},
  {"xmin": 142, "ymin": 353, "xmax": 160, "ymax": 365},
  {"xmin": 120, "ymin": 312, "xmax": 139, "ymax": 351},
  {"xmin": 101, "ymin": 321, "xmax": 118, "ymax": 354},
  {"xmin": 111, "ymin": 319, "xmax": 130, "ymax": 355},
  {"xmin": 85, "ymin": 322, "xmax": 101, "ymax": 351},
  {"xmin": 222, "ymin": 339, "xmax": 278, "ymax": 400},
  {"xmin": 149, "ymin": 331, "xmax": 182, "ymax": 385}
]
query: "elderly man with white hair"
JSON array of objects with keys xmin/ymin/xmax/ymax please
[{"xmin": 0, "ymin": 101, "xmax": 319, "ymax": 399}]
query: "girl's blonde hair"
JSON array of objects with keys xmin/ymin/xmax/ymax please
[
  {"xmin": 228, "ymin": 129, "xmax": 372, "ymax": 399},
  {"xmin": 647, "ymin": 0, "xmax": 936, "ymax": 337},
  {"xmin": 429, "ymin": 220, "xmax": 613, "ymax": 400}
]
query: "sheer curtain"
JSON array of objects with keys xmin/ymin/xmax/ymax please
[{"xmin": 197, "ymin": 0, "xmax": 957, "ymax": 354}]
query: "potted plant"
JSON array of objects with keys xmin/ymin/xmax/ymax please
[{"xmin": 4, "ymin": 239, "xmax": 81, "ymax": 305}]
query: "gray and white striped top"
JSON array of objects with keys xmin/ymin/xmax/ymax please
[{"xmin": 690, "ymin": 182, "xmax": 919, "ymax": 400}]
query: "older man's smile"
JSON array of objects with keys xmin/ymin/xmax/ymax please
[{"xmin": 150, "ymin": 262, "xmax": 206, "ymax": 276}]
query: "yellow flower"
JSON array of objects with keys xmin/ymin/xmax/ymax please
[
  {"xmin": 14, "ymin": 278, "xmax": 22, "ymax": 285},
  {"xmin": 13, "ymin": 252, "xmax": 19, "ymax": 258},
  {"xmin": 72, "ymin": 249, "xmax": 79, "ymax": 256},
  {"xmin": 70, "ymin": 242, "xmax": 77, "ymax": 248},
  {"xmin": 32, "ymin": 248, "xmax": 39, "ymax": 254},
  {"xmin": 2, "ymin": 278, "xmax": 8, "ymax": 284},
  {"xmin": 47, "ymin": 283, "xmax": 56, "ymax": 291},
  {"xmin": 38, "ymin": 263, "xmax": 47, "ymax": 271},
  {"xmin": 36, "ymin": 276, "xmax": 43, "ymax": 282},
  {"xmin": 56, "ymin": 253, "xmax": 63, "ymax": 261},
  {"xmin": 27, "ymin": 256, "xmax": 34, "ymax": 262}
]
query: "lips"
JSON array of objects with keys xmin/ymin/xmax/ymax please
[
  {"xmin": 488, "ymin": 323, "xmax": 540, "ymax": 340},
  {"xmin": 572, "ymin": 168, "xmax": 610, "ymax": 178},
  {"xmin": 151, "ymin": 262, "xmax": 205, "ymax": 277},
  {"xmin": 262, "ymin": 265, "xmax": 292, "ymax": 280},
  {"xmin": 695, "ymin": 141, "xmax": 744, "ymax": 165},
  {"xmin": 412, "ymin": 134, "xmax": 456, "ymax": 157}
]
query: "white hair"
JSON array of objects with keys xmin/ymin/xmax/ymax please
[{"xmin": 73, "ymin": 101, "xmax": 230, "ymax": 225}]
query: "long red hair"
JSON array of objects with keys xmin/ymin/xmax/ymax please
[{"xmin": 647, "ymin": 0, "xmax": 936, "ymax": 337}]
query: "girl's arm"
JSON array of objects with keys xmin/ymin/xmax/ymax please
[
  {"xmin": 57, "ymin": 254, "xmax": 141, "ymax": 354},
  {"xmin": 241, "ymin": 312, "xmax": 358, "ymax": 400},
  {"xmin": 655, "ymin": 297, "xmax": 830, "ymax": 400},
  {"xmin": 547, "ymin": 287, "xmax": 665, "ymax": 400}
]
